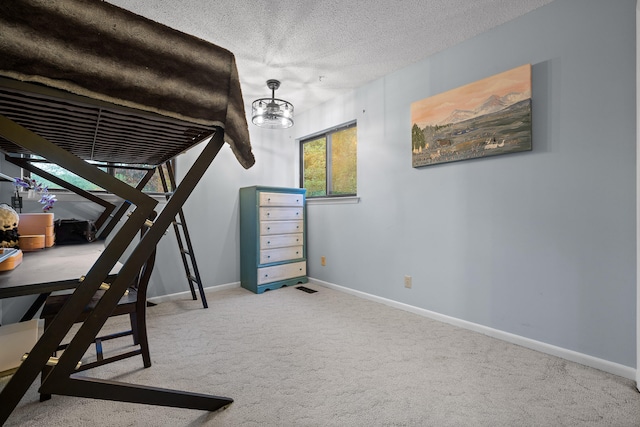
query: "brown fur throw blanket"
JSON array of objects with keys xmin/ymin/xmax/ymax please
[{"xmin": 0, "ymin": 0, "xmax": 254, "ymax": 169}]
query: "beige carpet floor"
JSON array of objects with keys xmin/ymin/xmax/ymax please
[{"xmin": 2, "ymin": 283, "xmax": 639, "ymax": 426}]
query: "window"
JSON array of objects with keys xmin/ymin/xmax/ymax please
[
  {"xmin": 300, "ymin": 122, "xmax": 357, "ymax": 198},
  {"xmin": 26, "ymin": 157, "xmax": 170, "ymax": 194}
]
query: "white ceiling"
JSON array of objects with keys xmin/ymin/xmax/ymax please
[{"xmin": 107, "ymin": 0, "xmax": 555, "ymax": 116}]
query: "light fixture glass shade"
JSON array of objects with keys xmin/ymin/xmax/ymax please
[{"xmin": 251, "ymin": 80, "xmax": 294, "ymax": 129}]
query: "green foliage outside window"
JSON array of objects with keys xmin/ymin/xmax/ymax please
[
  {"xmin": 31, "ymin": 162, "xmax": 169, "ymax": 194},
  {"xmin": 330, "ymin": 126, "xmax": 357, "ymax": 195},
  {"xmin": 301, "ymin": 123, "xmax": 357, "ymax": 198},
  {"xmin": 302, "ymin": 137, "xmax": 327, "ymax": 197},
  {"xmin": 113, "ymin": 164, "xmax": 169, "ymax": 193},
  {"xmin": 32, "ymin": 163, "xmax": 105, "ymax": 191}
]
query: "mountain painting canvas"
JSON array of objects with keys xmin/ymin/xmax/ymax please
[{"xmin": 411, "ymin": 64, "xmax": 532, "ymax": 167}]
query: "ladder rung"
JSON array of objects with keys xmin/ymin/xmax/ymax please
[{"xmin": 163, "ymin": 195, "xmax": 207, "ymax": 308}]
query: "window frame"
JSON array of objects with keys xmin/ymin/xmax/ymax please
[{"xmin": 299, "ymin": 120, "xmax": 357, "ymax": 199}]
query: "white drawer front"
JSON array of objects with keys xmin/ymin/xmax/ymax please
[
  {"xmin": 260, "ymin": 220, "xmax": 303, "ymax": 235},
  {"xmin": 260, "ymin": 233, "xmax": 303, "ymax": 249},
  {"xmin": 259, "ymin": 207, "xmax": 303, "ymax": 221},
  {"xmin": 260, "ymin": 246, "xmax": 303, "ymax": 264},
  {"xmin": 259, "ymin": 192, "xmax": 304, "ymax": 207},
  {"xmin": 257, "ymin": 261, "xmax": 307, "ymax": 285}
]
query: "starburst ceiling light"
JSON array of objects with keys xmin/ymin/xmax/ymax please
[{"xmin": 251, "ymin": 79, "xmax": 294, "ymax": 129}]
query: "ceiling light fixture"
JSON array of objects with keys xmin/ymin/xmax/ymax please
[{"xmin": 251, "ymin": 79, "xmax": 294, "ymax": 129}]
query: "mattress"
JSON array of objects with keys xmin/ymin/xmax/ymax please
[{"xmin": 0, "ymin": 0, "xmax": 254, "ymax": 169}]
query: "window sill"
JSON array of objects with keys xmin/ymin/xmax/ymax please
[{"xmin": 307, "ymin": 196, "xmax": 360, "ymax": 205}]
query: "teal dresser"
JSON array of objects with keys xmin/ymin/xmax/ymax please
[{"xmin": 239, "ymin": 186, "xmax": 308, "ymax": 293}]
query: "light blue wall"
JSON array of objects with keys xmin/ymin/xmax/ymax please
[
  {"xmin": 295, "ymin": 0, "xmax": 637, "ymax": 368},
  {"xmin": 1, "ymin": 0, "xmax": 635, "ymax": 370}
]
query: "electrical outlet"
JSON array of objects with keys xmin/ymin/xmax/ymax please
[
  {"xmin": 321, "ymin": 256, "xmax": 326, "ymax": 266},
  {"xmin": 404, "ymin": 275, "xmax": 412, "ymax": 288}
]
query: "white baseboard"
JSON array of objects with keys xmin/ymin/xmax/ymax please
[
  {"xmin": 309, "ymin": 278, "xmax": 637, "ymax": 381},
  {"xmin": 147, "ymin": 282, "xmax": 241, "ymax": 304}
]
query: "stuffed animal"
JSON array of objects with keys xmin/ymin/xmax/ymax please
[{"xmin": 0, "ymin": 203, "xmax": 20, "ymax": 248}]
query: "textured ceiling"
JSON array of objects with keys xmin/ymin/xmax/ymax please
[{"xmin": 107, "ymin": 0, "xmax": 555, "ymax": 116}]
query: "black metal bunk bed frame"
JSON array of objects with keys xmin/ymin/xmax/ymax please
[{"xmin": 0, "ymin": 78, "xmax": 235, "ymax": 423}]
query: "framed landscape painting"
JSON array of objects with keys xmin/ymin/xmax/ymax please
[{"xmin": 411, "ymin": 64, "xmax": 532, "ymax": 168}]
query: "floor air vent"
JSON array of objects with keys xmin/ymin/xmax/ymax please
[{"xmin": 296, "ymin": 286, "xmax": 317, "ymax": 294}]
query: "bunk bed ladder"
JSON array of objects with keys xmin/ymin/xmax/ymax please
[{"xmin": 158, "ymin": 162, "xmax": 208, "ymax": 309}]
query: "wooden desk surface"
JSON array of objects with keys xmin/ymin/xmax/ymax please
[{"xmin": 0, "ymin": 242, "xmax": 118, "ymax": 299}]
